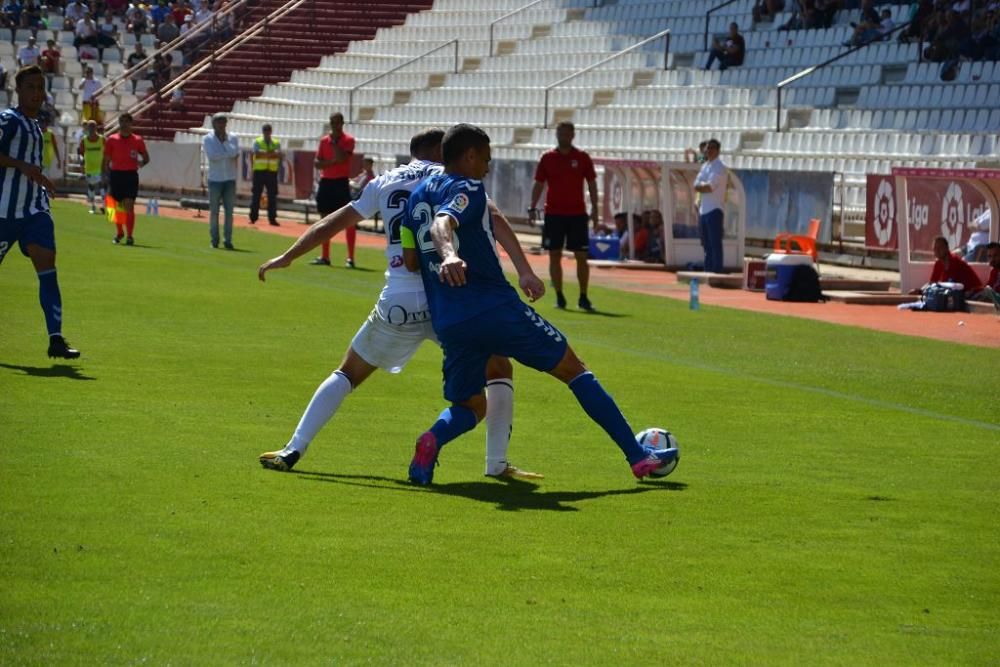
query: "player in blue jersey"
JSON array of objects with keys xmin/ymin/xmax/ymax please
[
  {"xmin": 255, "ymin": 128, "xmax": 544, "ymax": 479},
  {"xmin": 0, "ymin": 65, "xmax": 80, "ymax": 359},
  {"xmin": 401, "ymin": 124, "xmax": 678, "ymax": 484}
]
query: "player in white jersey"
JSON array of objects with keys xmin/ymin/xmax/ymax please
[
  {"xmin": 256, "ymin": 128, "xmax": 545, "ymax": 479},
  {"xmin": 0, "ymin": 65, "xmax": 80, "ymax": 359}
]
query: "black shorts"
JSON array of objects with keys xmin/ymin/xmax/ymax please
[
  {"xmin": 542, "ymin": 213, "xmax": 590, "ymax": 252},
  {"xmin": 108, "ymin": 170, "xmax": 139, "ymax": 201},
  {"xmin": 316, "ymin": 177, "xmax": 351, "ymax": 216}
]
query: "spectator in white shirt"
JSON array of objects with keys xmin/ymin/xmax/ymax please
[
  {"xmin": 692, "ymin": 138, "xmax": 728, "ymax": 273},
  {"xmin": 17, "ymin": 36, "xmax": 41, "ymax": 66},
  {"xmin": 202, "ymin": 113, "xmax": 240, "ymax": 249},
  {"xmin": 63, "ymin": 0, "xmax": 89, "ymax": 29}
]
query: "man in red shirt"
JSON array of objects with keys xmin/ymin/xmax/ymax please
[
  {"xmin": 529, "ymin": 122, "xmax": 599, "ymax": 311},
  {"xmin": 920, "ymin": 235, "xmax": 984, "ymax": 295},
  {"xmin": 311, "ymin": 112, "xmax": 356, "ymax": 267},
  {"xmin": 102, "ymin": 112, "xmax": 149, "ymax": 245}
]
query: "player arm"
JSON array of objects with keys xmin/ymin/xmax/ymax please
[
  {"xmin": 587, "ymin": 176, "xmax": 599, "ymax": 225},
  {"xmin": 0, "ymin": 152, "xmax": 55, "ymax": 192},
  {"xmin": 258, "ymin": 204, "xmax": 363, "ymax": 281},
  {"xmin": 431, "ymin": 212, "xmax": 467, "ymax": 286},
  {"xmin": 529, "ymin": 180, "xmax": 544, "ymax": 210},
  {"xmin": 139, "ymin": 146, "xmax": 150, "ymax": 168},
  {"xmin": 400, "ymin": 225, "xmax": 420, "ymax": 272}
]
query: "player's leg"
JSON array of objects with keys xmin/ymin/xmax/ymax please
[
  {"xmin": 22, "ymin": 213, "xmax": 80, "ymax": 359},
  {"xmin": 248, "ymin": 171, "xmax": 262, "ymax": 223},
  {"xmin": 483, "ymin": 356, "xmax": 543, "ymax": 480},
  {"xmin": 334, "ymin": 180, "xmax": 354, "ymax": 267},
  {"xmin": 344, "ymin": 224, "xmax": 356, "ymax": 267},
  {"xmin": 312, "ymin": 180, "xmax": 333, "ymax": 265},
  {"xmin": 567, "ymin": 215, "xmax": 593, "ymax": 311},
  {"xmin": 121, "ymin": 197, "xmax": 135, "ymax": 244},
  {"xmin": 86, "ymin": 175, "xmax": 96, "ymax": 213},
  {"xmin": 260, "ymin": 346, "xmax": 378, "ymax": 471},
  {"xmin": 409, "ymin": 331, "xmax": 488, "ymax": 485}
]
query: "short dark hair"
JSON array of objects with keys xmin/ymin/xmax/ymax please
[
  {"xmin": 698, "ymin": 140, "xmax": 708, "ymax": 149},
  {"xmin": 14, "ymin": 65, "xmax": 44, "ymax": 88},
  {"xmin": 986, "ymin": 242, "xmax": 1000, "ymax": 251},
  {"xmin": 409, "ymin": 127, "xmax": 445, "ymax": 157},
  {"xmin": 118, "ymin": 112, "xmax": 133, "ymax": 123},
  {"xmin": 556, "ymin": 121, "xmax": 575, "ymax": 132},
  {"xmin": 262, "ymin": 123, "xmax": 272, "ymax": 132},
  {"xmin": 330, "ymin": 112, "xmax": 344, "ymax": 123},
  {"xmin": 706, "ymin": 138, "xmax": 721, "ymax": 150},
  {"xmin": 442, "ymin": 123, "xmax": 490, "ymax": 165}
]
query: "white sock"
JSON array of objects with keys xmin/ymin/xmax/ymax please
[
  {"xmin": 285, "ymin": 370, "xmax": 353, "ymax": 457},
  {"xmin": 484, "ymin": 378, "xmax": 514, "ymax": 475}
]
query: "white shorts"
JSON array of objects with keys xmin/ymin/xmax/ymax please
[{"xmin": 351, "ymin": 291, "xmax": 437, "ymax": 373}]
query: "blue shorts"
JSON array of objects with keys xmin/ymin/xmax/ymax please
[
  {"xmin": 0, "ymin": 211, "xmax": 56, "ymax": 266},
  {"xmin": 438, "ymin": 300, "xmax": 569, "ymax": 403}
]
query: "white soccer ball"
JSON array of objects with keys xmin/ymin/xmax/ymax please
[{"xmin": 636, "ymin": 427, "xmax": 680, "ymax": 478}]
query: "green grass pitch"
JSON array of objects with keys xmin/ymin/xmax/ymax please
[{"xmin": 1, "ymin": 202, "xmax": 998, "ymax": 664}]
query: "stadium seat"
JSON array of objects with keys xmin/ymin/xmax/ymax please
[{"xmin": 773, "ymin": 218, "xmax": 820, "ymax": 261}]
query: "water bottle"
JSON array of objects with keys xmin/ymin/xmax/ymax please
[
  {"xmin": 689, "ymin": 277, "xmax": 700, "ymax": 311},
  {"xmin": 151, "ymin": 198, "xmax": 159, "ymax": 216},
  {"xmin": 144, "ymin": 199, "xmax": 152, "ymax": 215}
]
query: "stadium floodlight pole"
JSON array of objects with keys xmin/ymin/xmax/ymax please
[
  {"xmin": 542, "ymin": 28, "xmax": 670, "ymax": 128},
  {"xmin": 704, "ymin": 0, "xmax": 741, "ymax": 52},
  {"xmin": 488, "ymin": 0, "xmax": 550, "ymax": 56},
  {"xmin": 774, "ymin": 21, "xmax": 911, "ymax": 133},
  {"xmin": 347, "ymin": 39, "xmax": 459, "ymax": 122}
]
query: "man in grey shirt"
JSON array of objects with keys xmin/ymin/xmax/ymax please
[{"xmin": 202, "ymin": 113, "xmax": 240, "ymax": 249}]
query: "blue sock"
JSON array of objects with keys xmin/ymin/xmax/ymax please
[
  {"xmin": 428, "ymin": 405, "xmax": 479, "ymax": 448},
  {"xmin": 569, "ymin": 372, "xmax": 645, "ymax": 464},
  {"xmin": 37, "ymin": 269, "xmax": 63, "ymax": 337}
]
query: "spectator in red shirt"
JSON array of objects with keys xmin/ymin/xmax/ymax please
[
  {"xmin": 915, "ymin": 236, "xmax": 985, "ymax": 295},
  {"xmin": 311, "ymin": 112, "xmax": 356, "ymax": 267},
  {"xmin": 102, "ymin": 112, "xmax": 150, "ymax": 245},
  {"xmin": 529, "ymin": 121, "xmax": 598, "ymax": 311}
]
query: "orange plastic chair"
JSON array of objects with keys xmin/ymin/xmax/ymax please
[{"xmin": 773, "ymin": 218, "xmax": 820, "ymax": 261}]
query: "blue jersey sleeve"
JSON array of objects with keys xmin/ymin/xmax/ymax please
[{"xmin": 437, "ymin": 180, "xmax": 486, "ymax": 228}]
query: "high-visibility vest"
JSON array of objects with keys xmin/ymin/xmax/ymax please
[
  {"xmin": 82, "ymin": 135, "xmax": 105, "ymax": 176},
  {"xmin": 252, "ymin": 136, "xmax": 280, "ymax": 172},
  {"xmin": 42, "ymin": 129, "xmax": 56, "ymax": 169}
]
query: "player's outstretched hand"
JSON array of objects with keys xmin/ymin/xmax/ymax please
[
  {"xmin": 519, "ymin": 272, "xmax": 545, "ymax": 302},
  {"xmin": 438, "ymin": 256, "xmax": 467, "ymax": 287},
  {"xmin": 258, "ymin": 255, "xmax": 291, "ymax": 282}
]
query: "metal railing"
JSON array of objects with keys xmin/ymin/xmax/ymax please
[
  {"xmin": 704, "ymin": 0, "xmax": 741, "ymax": 51},
  {"xmin": 91, "ymin": 0, "xmax": 252, "ymax": 104},
  {"xmin": 488, "ymin": 0, "xmax": 550, "ymax": 56},
  {"xmin": 347, "ymin": 39, "xmax": 459, "ymax": 121},
  {"xmin": 542, "ymin": 28, "xmax": 671, "ymax": 128},
  {"xmin": 107, "ymin": 0, "xmax": 310, "ymax": 135},
  {"xmin": 774, "ymin": 21, "xmax": 911, "ymax": 132}
]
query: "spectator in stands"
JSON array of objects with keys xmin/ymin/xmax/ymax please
[
  {"xmin": 924, "ymin": 9, "xmax": 968, "ymax": 62},
  {"xmin": 74, "ymin": 13, "xmax": 101, "ymax": 49},
  {"xmin": 126, "ymin": 1, "xmax": 148, "ymax": 34},
  {"xmin": 17, "ymin": 36, "xmax": 41, "ymax": 68},
  {"xmin": 693, "ymin": 138, "xmax": 728, "ymax": 274},
  {"xmin": 156, "ymin": 11, "xmax": 178, "ymax": 42},
  {"xmin": 202, "ymin": 112, "xmax": 240, "ymax": 250},
  {"xmin": 814, "ymin": 0, "xmax": 843, "ymax": 29},
  {"xmin": 79, "ymin": 65, "xmax": 103, "ymax": 123},
  {"xmin": 149, "ymin": 0, "xmax": 168, "ymax": 25},
  {"xmin": 63, "ymin": 0, "xmax": 88, "ymax": 29},
  {"xmin": 39, "ymin": 39, "xmax": 61, "ymax": 88},
  {"xmin": 172, "ymin": 0, "xmax": 191, "ymax": 25},
  {"xmin": 899, "ymin": 0, "xmax": 935, "ymax": 43},
  {"xmin": 684, "ymin": 140, "xmax": 707, "ymax": 164},
  {"xmin": 972, "ymin": 242, "xmax": 1000, "ymax": 311},
  {"xmin": 169, "ymin": 84, "xmax": 184, "ymax": 109},
  {"xmin": 529, "ymin": 120, "xmax": 599, "ymax": 311},
  {"xmin": 910, "ymin": 236, "xmax": 984, "ymax": 296},
  {"xmin": 620, "ymin": 212, "xmax": 648, "ymax": 261},
  {"xmin": 107, "ymin": 0, "xmax": 129, "ymax": 15},
  {"xmin": 20, "ymin": 0, "xmax": 41, "ymax": 30},
  {"xmin": 753, "ymin": 0, "xmax": 785, "ymax": 24},
  {"xmin": 126, "ymin": 42, "xmax": 147, "ymax": 92},
  {"xmin": 705, "ymin": 22, "xmax": 745, "ymax": 71},
  {"xmin": 249, "ymin": 122, "xmax": 281, "ymax": 227},
  {"xmin": 844, "ymin": 0, "xmax": 883, "ymax": 46},
  {"xmin": 150, "ymin": 51, "xmax": 170, "ymax": 89},
  {"xmin": 2, "ymin": 0, "xmax": 23, "ymax": 32},
  {"xmin": 99, "ymin": 11, "xmax": 121, "ymax": 48},
  {"xmin": 963, "ymin": 210, "xmax": 990, "ymax": 261}
]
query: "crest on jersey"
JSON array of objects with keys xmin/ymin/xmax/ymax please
[
  {"xmin": 390, "ymin": 254, "xmax": 403, "ymax": 268},
  {"xmin": 450, "ymin": 193, "xmax": 469, "ymax": 212}
]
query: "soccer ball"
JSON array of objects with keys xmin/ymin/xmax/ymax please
[{"xmin": 636, "ymin": 427, "xmax": 680, "ymax": 478}]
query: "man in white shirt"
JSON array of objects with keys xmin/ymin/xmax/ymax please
[
  {"xmin": 17, "ymin": 36, "xmax": 41, "ymax": 67},
  {"xmin": 692, "ymin": 138, "xmax": 728, "ymax": 273},
  {"xmin": 202, "ymin": 112, "xmax": 240, "ymax": 249},
  {"xmin": 63, "ymin": 0, "xmax": 89, "ymax": 29}
]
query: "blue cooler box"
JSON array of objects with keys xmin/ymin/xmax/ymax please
[
  {"xmin": 765, "ymin": 253, "xmax": 814, "ymax": 300},
  {"xmin": 589, "ymin": 234, "xmax": 621, "ymax": 260}
]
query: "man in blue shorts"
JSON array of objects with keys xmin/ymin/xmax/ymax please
[
  {"xmin": 401, "ymin": 123, "xmax": 678, "ymax": 485},
  {"xmin": 0, "ymin": 65, "xmax": 80, "ymax": 359}
]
